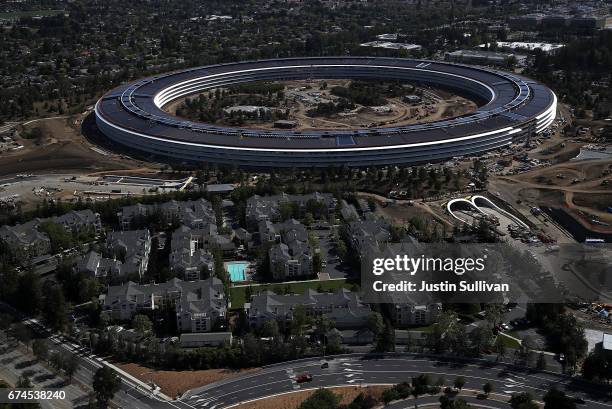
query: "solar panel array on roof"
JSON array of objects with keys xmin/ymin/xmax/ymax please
[
  {"xmin": 97, "ymin": 57, "xmax": 554, "ymax": 151},
  {"xmin": 337, "ymin": 135, "xmax": 356, "ymax": 146},
  {"xmin": 501, "ymin": 111, "xmax": 528, "ymax": 121}
]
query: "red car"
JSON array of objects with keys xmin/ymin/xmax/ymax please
[{"xmin": 295, "ymin": 373, "xmax": 313, "ymax": 383}]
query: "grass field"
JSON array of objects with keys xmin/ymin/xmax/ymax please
[
  {"xmin": 0, "ymin": 10, "xmax": 64, "ymax": 19},
  {"xmin": 230, "ymin": 279, "xmax": 352, "ymax": 308},
  {"xmin": 495, "ymin": 333, "xmax": 521, "ymax": 349}
]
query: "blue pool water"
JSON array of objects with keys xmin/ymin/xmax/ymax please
[{"xmin": 227, "ymin": 262, "xmax": 249, "ymax": 282}]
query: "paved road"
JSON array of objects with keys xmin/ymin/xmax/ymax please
[
  {"xmin": 1, "ymin": 303, "xmax": 193, "ymax": 409},
  {"xmin": 39, "ymin": 327, "xmax": 195, "ymax": 409},
  {"xmin": 386, "ymin": 394, "xmax": 509, "ymax": 408},
  {"xmin": 6, "ymin": 301, "xmax": 612, "ymax": 409},
  {"xmin": 182, "ymin": 354, "xmax": 612, "ymax": 409}
]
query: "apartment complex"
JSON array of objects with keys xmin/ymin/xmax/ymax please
[
  {"xmin": 260, "ymin": 219, "xmax": 314, "ymax": 280},
  {"xmin": 118, "ymin": 198, "xmax": 216, "ymax": 229},
  {"xmin": 106, "ymin": 229, "xmax": 152, "ymax": 278},
  {"xmin": 102, "ymin": 277, "xmax": 226, "ymax": 333},
  {"xmin": 246, "ymin": 192, "xmax": 336, "ymax": 228},
  {"xmin": 0, "ymin": 210, "xmax": 101, "ymax": 260},
  {"xmin": 245, "ymin": 288, "xmax": 371, "ymax": 329}
]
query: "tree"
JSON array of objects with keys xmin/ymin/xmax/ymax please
[
  {"xmin": 32, "ymin": 339, "xmax": 49, "ymax": 362},
  {"xmin": 297, "ymin": 388, "xmax": 340, "ymax": 409},
  {"xmin": 543, "ymin": 388, "xmax": 576, "ymax": 409},
  {"xmin": 367, "ymin": 312, "xmax": 384, "ymax": 336},
  {"xmin": 43, "ymin": 286, "xmax": 68, "ymax": 331},
  {"xmin": 440, "ymin": 396, "xmax": 473, "ymax": 409},
  {"xmin": 347, "ymin": 392, "xmax": 377, "ymax": 409},
  {"xmin": 64, "ymin": 354, "xmax": 79, "ymax": 383},
  {"xmin": 536, "ymin": 352, "xmax": 547, "ymax": 371},
  {"xmin": 0, "ymin": 313, "xmax": 13, "ymax": 330},
  {"xmin": 15, "ymin": 271, "xmax": 42, "ymax": 315},
  {"xmin": 483, "ymin": 382, "xmax": 493, "ymax": 397},
  {"xmin": 291, "ymin": 305, "xmax": 309, "ymax": 335},
  {"xmin": 470, "ymin": 326, "xmax": 492, "ymax": 356},
  {"xmin": 509, "ymin": 392, "xmax": 538, "ymax": 409},
  {"xmin": 93, "ymin": 367, "xmax": 121, "ymax": 408},
  {"xmin": 11, "ymin": 323, "xmax": 32, "ymax": 348},
  {"xmin": 382, "ymin": 387, "xmax": 400, "ymax": 405},
  {"xmin": 582, "ymin": 347, "xmax": 612, "ymax": 382},
  {"xmin": 454, "ymin": 376, "xmax": 465, "ymax": 391},
  {"xmin": 39, "ymin": 221, "xmax": 74, "ymax": 253},
  {"xmin": 132, "ymin": 314, "xmax": 153, "ymax": 335},
  {"xmin": 375, "ymin": 322, "xmax": 395, "ymax": 352},
  {"xmin": 411, "ymin": 373, "xmax": 431, "ymax": 405},
  {"xmin": 495, "ymin": 338, "xmax": 506, "ymax": 361},
  {"xmin": 484, "ymin": 304, "xmax": 503, "ymax": 329},
  {"xmin": 50, "ymin": 352, "xmax": 64, "ymax": 373},
  {"xmin": 312, "ymin": 251, "xmax": 323, "ymax": 274},
  {"xmin": 525, "ymin": 306, "xmax": 587, "ymax": 371},
  {"xmin": 16, "ymin": 375, "xmax": 32, "ymax": 388},
  {"xmin": 261, "ymin": 320, "xmax": 280, "ymax": 338}
]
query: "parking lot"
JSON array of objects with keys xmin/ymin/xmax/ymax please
[
  {"xmin": 0, "ymin": 331, "xmax": 89, "ymax": 409},
  {"xmin": 310, "ymin": 227, "xmax": 350, "ymax": 279},
  {"xmin": 0, "ymin": 173, "xmax": 192, "ymax": 209}
]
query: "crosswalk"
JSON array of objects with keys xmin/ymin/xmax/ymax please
[
  {"xmin": 342, "ymin": 361, "xmax": 364, "ymax": 384},
  {"xmin": 287, "ymin": 368, "xmax": 301, "ymax": 390},
  {"xmin": 502, "ymin": 375, "xmax": 527, "ymax": 394}
]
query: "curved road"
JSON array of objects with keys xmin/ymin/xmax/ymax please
[
  {"xmin": 181, "ymin": 354, "xmax": 612, "ymax": 409},
  {"xmin": 386, "ymin": 395, "xmax": 509, "ymax": 408},
  {"xmin": 7, "ymin": 307, "xmax": 611, "ymax": 409}
]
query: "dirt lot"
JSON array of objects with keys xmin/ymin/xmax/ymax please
[
  {"xmin": 499, "ymin": 159, "xmax": 612, "ymax": 228},
  {"xmin": 0, "ymin": 113, "xmax": 149, "ymax": 177},
  {"xmin": 356, "ymin": 191, "xmax": 454, "ymax": 229},
  {"xmin": 511, "ymin": 160, "xmax": 612, "ymax": 188},
  {"xmin": 233, "ymin": 385, "xmax": 390, "ymax": 409},
  {"xmin": 572, "ymin": 192, "xmax": 612, "ymax": 213},
  {"xmin": 531, "ymin": 141, "xmax": 583, "ymax": 163},
  {"xmin": 117, "ymin": 362, "xmax": 260, "ymax": 399},
  {"xmin": 375, "ymin": 201, "xmax": 452, "ymax": 229}
]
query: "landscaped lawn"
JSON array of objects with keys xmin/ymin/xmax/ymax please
[
  {"xmin": 230, "ymin": 279, "xmax": 352, "ymax": 308},
  {"xmin": 495, "ymin": 333, "xmax": 521, "ymax": 349}
]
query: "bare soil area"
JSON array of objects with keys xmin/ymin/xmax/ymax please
[
  {"xmin": 0, "ymin": 114, "xmax": 147, "ymax": 177},
  {"xmin": 572, "ymin": 192, "xmax": 612, "ymax": 213},
  {"xmin": 511, "ymin": 160, "xmax": 612, "ymax": 189},
  {"xmin": 376, "ymin": 201, "xmax": 452, "ymax": 228},
  {"xmin": 232, "ymin": 385, "xmax": 390, "ymax": 409},
  {"xmin": 357, "ymin": 191, "xmax": 454, "ymax": 228},
  {"xmin": 117, "ymin": 362, "xmax": 260, "ymax": 399},
  {"xmin": 531, "ymin": 141, "xmax": 583, "ymax": 163},
  {"xmin": 499, "ymin": 159, "xmax": 612, "ymax": 230}
]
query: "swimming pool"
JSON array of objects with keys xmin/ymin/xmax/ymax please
[{"xmin": 226, "ymin": 262, "xmax": 249, "ymax": 282}]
